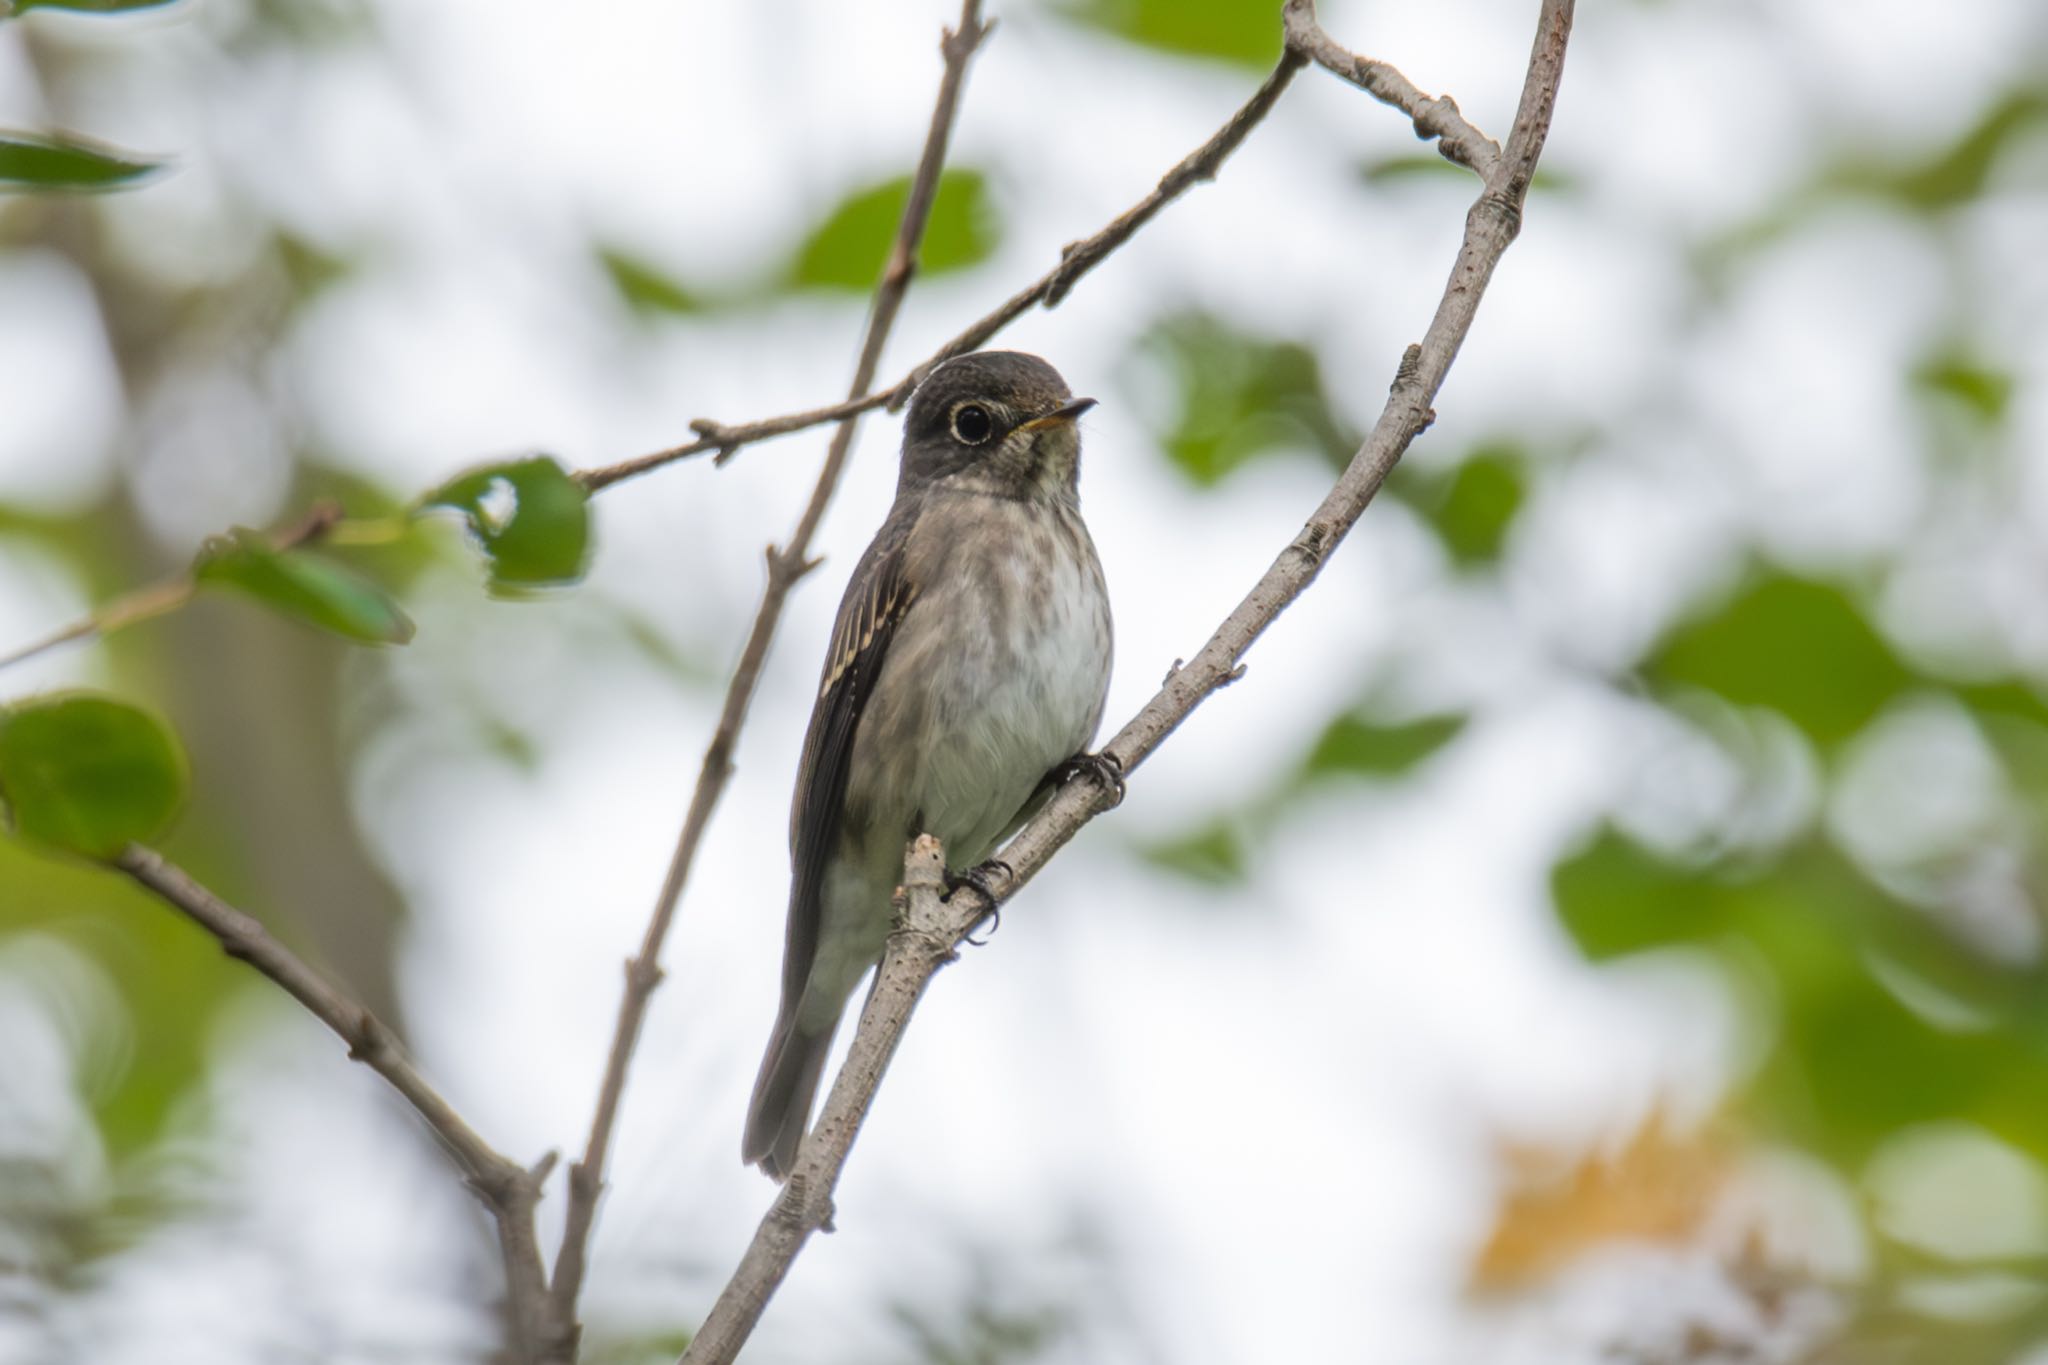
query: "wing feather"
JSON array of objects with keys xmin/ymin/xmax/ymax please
[{"xmin": 778, "ymin": 509, "xmax": 920, "ymax": 1012}]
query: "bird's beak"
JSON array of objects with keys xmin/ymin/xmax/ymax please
[{"xmin": 1016, "ymin": 397, "xmax": 1098, "ymax": 433}]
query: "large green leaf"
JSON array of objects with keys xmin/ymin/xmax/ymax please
[
  {"xmin": 421, "ymin": 456, "xmax": 591, "ymax": 593},
  {"xmin": 1643, "ymin": 573, "xmax": 1912, "ymax": 750},
  {"xmin": 788, "ymin": 168, "xmax": 997, "ymax": 291},
  {"xmin": 0, "ymin": 693, "xmax": 188, "ymax": 858},
  {"xmin": 194, "ymin": 528, "xmax": 415, "ymax": 643},
  {"xmin": 1055, "ymin": 0, "xmax": 1282, "ymax": 68},
  {"xmin": 1138, "ymin": 312, "xmax": 1354, "ymax": 486},
  {"xmin": 0, "ymin": 131, "xmax": 159, "ymax": 191}
]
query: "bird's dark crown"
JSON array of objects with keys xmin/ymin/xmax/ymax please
[{"xmin": 899, "ymin": 351, "xmax": 1081, "ymax": 495}]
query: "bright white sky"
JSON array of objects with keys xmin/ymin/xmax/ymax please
[{"xmin": 2, "ymin": 0, "xmax": 2047, "ymax": 1362}]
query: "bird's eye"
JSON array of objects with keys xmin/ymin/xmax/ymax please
[{"xmin": 950, "ymin": 403, "xmax": 994, "ymax": 445}]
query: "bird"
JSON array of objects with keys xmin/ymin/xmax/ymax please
[{"xmin": 743, "ymin": 350, "xmax": 1116, "ymax": 1181}]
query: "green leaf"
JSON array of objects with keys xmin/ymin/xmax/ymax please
[
  {"xmin": 1914, "ymin": 347, "xmax": 2016, "ymax": 427},
  {"xmin": 1055, "ymin": 0, "xmax": 1281, "ymax": 68},
  {"xmin": 1304, "ymin": 712, "xmax": 1466, "ymax": 779},
  {"xmin": 0, "ymin": 693, "xmax": 188, "ymax": 858},
  {"xmin": 788, "ymin": 168, "xmax": 997, "ymax": 291},
  {"xmin": 1644, "ymin": 573, "xmax": 1912, "ymax": 750},
  {"xmin": 1136, "ymin": 817, "xmax": 1249, "ymax": 886},
  {"xmin": 1393, "ymin": 444, "xmax": 1528, "ymax": 566},
  {"xmin": 0, "ymin": 130, "xmax": 159, "ymax": 191},
  {"xmin": 1552, "ymin": 827, "xmax": 1727, "ymax": 960},
  {"xmin": 421, "ymin": 456, "xmax": 591, "ymax": 593},
  {"xmin": 1138, "ymin": 312, "xmax": 1354, "ymax": 486},
  {"xmin": 194, "ymin": 528, "xmax": 415, "ymax": 643},
  {"xmin": 599, "ymin": 246, "xmax": 704, "ymax": 317},
  {"xmin": 1828, "ymin": 91, "xmax": 2048, "ymax": 212}
]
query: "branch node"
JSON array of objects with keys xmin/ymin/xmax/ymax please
[{"xmin": 623, "ymin": 954, "xmax": 666, "ymax": 994}]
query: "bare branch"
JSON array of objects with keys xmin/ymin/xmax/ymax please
[
  {"xmin": 1281, "ymin": 0, "xmax": 1503, "ymax": 179},
  {"xmin": 673, "ymin": 1, "xmax": 1575, "ymax": 1355},
  {"xmin": 112, "ymin": 844, "xmax": 556, "ymax": 1357},
  {"xmin": 572, "ymin": 46, "xmax": 1304, "ymax": 493},
  {"xmin": 957, "ymin": 0, "xmax": 1573, "ymax": 916},
  {"xmin": 678, "ymin": 837, "xmax": 956, "ymax": 1365},
  {"xmin": 545, "ymin": 4, "xmax": 994, "ymax": 1354}
]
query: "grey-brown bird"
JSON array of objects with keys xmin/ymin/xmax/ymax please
[{"xmin": 743, "ymin": 351, "xmax": 1114, "ymax": 1180}]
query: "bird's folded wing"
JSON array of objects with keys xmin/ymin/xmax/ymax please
[{"xmin": 780, "ymin": 512, "xmax": 920, "ymax": 1009}]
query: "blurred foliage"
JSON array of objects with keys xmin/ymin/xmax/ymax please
[
  {"xmin": 1136, "ymin": 311, "xmax": 1354, "ymax": 486},
  {"xmin": 1913, "ymin": 344, "xmax": 2016, "ymax": 429},
  {"xmin": 1304, "ymin": 710, "xmax": 1465, "ymax": 778},
  {"xmin": 1054, "ymin": 0, "xmax": 1281, "ymax": 69},
  {"xmin": 1826, "ymin": 90, "xmax": 2048, "ymax": 213},
  {"xmin": 8, "ymin": 0, "xmax": 181, "ymax": 12},
  {"xmin": 788, "ymin": 168, "xmax": 997, "ymax": 291},
  {"xmin": 194, "ymin": 528, "xmax": 416, "ymax": 644},
  {"xmin": 1471, "ymin": 1114, "xmax": 1730, "ymax": 1289},
  {"xmin": 421, "ymin": 455, "xmax": 592, "ymax": 594},
  {"xmin": 0, "ymin": 131, "xmax": 158, "ymax": 191},
  {"xmin": 1137, "ymin": 701, "xmax": 1464, "ymax": 886},
  {"xmin": 0, "ymin": 837, "xmax": 244, "ymax": 1164},
  {"xmin": 599, "ymin": 245, "xmax": 706, "ymax": 319},
  {"xmin": 1387, "ymin": 442, "xmax": 1530, "ymax": 567},
  {"xmin": 0, "ymin": 693, "xmax": 187, "ymax": 857},
  {"xmin": 1643, "ymin": 573, "xmax": 1910, "ymax": 752}
]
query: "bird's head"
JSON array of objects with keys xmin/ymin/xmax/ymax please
[{"xmin": 899, "ymin": 350, "xmax": 1096, "ymax": 502}]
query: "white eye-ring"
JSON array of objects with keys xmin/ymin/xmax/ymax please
[{"xmin": 950, "ymin": 402, "xmax": 995, "ymax": 445}]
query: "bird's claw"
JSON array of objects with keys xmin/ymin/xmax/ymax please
[
  {"xmin": 948, "ymin": 859, "xmax": 1012, "ymax": 945},
  {"xmin": 1054, "ymin": 750, "xmax": 1126, "ymax": 808}
]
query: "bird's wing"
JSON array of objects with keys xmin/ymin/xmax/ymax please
[{"xmin": 780, "ymin": 506, "xmax": 921, "ymax": 1012}]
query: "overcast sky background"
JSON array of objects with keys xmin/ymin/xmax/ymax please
[{"xmin": 3, "ymin": 0, "xmax": 2047, "ymax": 1361}]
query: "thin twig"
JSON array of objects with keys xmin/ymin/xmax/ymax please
[
  {"xmin": 1281, "ymin": 0, "xmax": 1502, "ymax": 179},
  {"xmin": 678, "ymin": 837, "xmax": 954, "ymax": 1365},
  {"xmin": 0, "ymin": 500, "xmax": 346, "ymax": 675},
  {"xmin": 572, "ymin": 46, "xmax": 1304, "ymax": 494},
  {"xmin": 543, "ymin": 5, "xmax": 994, "ymax": 1356},
  {"xmin": 674, "ymin": 3, "xmax": 1575, "ymax": 1357},
  {"xmin": 112, "ymin": 844, "xmax": 557, "ymax": 1357},
  {"xmin": 956, "ymin": 0, "xmax": 1572, "ymax": 918}
]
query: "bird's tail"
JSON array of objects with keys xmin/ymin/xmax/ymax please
[{"xmin": 742, "ymin": 1013, "xmax": 835, "ymax": 1181}]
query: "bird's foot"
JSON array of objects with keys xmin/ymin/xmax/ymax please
[
  {"xmin": 1053, "ymin": 749, "xmax": 1125, "ymax": 808},
  {"xmin": 948, "ymin": 859, "xmax": 1012, "ymax": 945}
]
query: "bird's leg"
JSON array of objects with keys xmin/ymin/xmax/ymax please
[
  {"xmin": 947, "ymin": 858, "xmax": 1012, "ymax": 945},
  {"xmin": 1051, "ymin": 749, "xmax": 1125, "ymax": 807}
]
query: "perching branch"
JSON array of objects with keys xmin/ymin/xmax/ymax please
[
  {"xmin": 544, "ymin": 3, "xmax": 993, "ymax": 1357},
  {"xmin": 678, "ymin": 837, "xmax": 954, "ymax": 1365},
  {"xmin": 571, "ymin": 46, "xmax": 1304, "ymax": 493},
  {"xmin": 674, "ymin": 1, "xmax": 1575, "ymax": 1357},
  {"xmin": 112, "ymin": 844, "xmax": 559, "ymax": 1357},
  {"xmin": 1281, "ymin": 0, "xmax": 1503, "ymax": 178},
  {"xmin": 965, "ymin": 0, "xmax": 1574, "ymax": 918}
]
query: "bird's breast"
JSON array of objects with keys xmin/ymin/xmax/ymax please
[{"xmin": 854, "ymin": 495, "xmax": 1112, "ymax": 867}]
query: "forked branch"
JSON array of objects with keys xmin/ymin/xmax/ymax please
[{"xmin": 671, "ymin": 2, "xmax": 1575, "ymax": 1361}]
